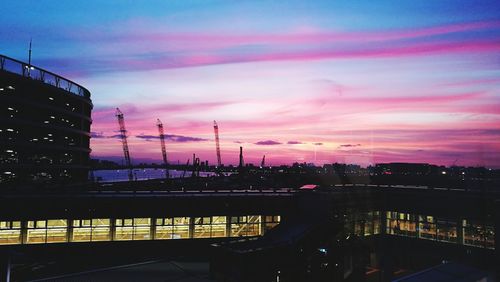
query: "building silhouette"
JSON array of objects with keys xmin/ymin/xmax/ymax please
[{"xmin": 0, "ymin": 54, "xmax": 92, "ymax": 186}]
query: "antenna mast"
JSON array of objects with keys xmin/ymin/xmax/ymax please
[
  {"xmin": 28, "ymin": 38, "xmax": 32, "ymax": 66},
  {"xmin": 115, "ymin": 108, "xmax": 133, "ymax": 181}
]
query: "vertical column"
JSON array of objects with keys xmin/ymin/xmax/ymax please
[
  {"xmin": 457, "ymin": 219, "xmax": 464, "ymax": 245},
  {"xmin": 0, "ymin": 252, "xmax": 10, "ymax": 282},
  {"xmin": 381, "ymin": 211, "xmax": 387, "ymax": 236},
  {"xmin": 226, "ymin": 216, "xmax": 232, "ymax": 237},
  {"xmin": 21, "ymin": 221, "xmax": 28, "ymax": 244},
  {"xmin": 67, "ymin": 218, "xmax": 73, "ymax": 242},
  {"xmin": 361, "ymin": 219, "xmax": 366, "ymax": 237},
  {"xmin": 110, "ymin": 218, "xmax": 116, "ymax": 241},
  {"xmin": 188, "ymin": 217, "xmax": 194, "ymax": 239},
  {"xmin": 494, "ymin": 200, "xmax": 500, "ymax": 280},
  {"xmin": 150, "ymin": 218, "xmax": 156, "ymax": 240},
  {"xmin": 260, "ymin": 216, "xmax": 266, "ymax": 235},
  {"xmin": 379, "ymin": 211, "xmax": 394, "ymax": 282}
]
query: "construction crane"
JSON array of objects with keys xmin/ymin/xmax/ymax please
[
  {"xmin": 261, "ymin": 155, "xmax": 266, "ymax": 168},
  {"xmin": 191, "ymin": 153, "xmax": 201, "ymax": 178},
  {"xmin": 182, "ymin": 158, "xmax": 190, "ymax": 178},
  {"xmin": 213, "ymin": 120, "xmax": 222, "ymax": 167},
  {"xmin": 115, "ymin": 108, "xmax": 133, "ymax": 181},
  {"xmin": 156, "ymin": 119, "xmax": 169, "ymax": 179}
]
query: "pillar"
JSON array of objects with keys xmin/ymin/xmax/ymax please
[
  {"xmin": 226, "ymin": 216, "xmax": 232, "ymax": 237},
  {"xmin": 150, "ymin": 217, "xmax": 156, "ymax": 240},
  {"xmin": 457, "ymin": 219, "xmax": 464, "ymax": 245},
  {"xmin": 188, "ymin": 217, "xmax": 194, "ymax": 239},
  {"xmin": 494, "ymin": 200, "xmax": 500, "ymax": 280},
  {"xmin": 379, "ymin": 211, "xmax": 393, "ymax": 282},
  {"xmin": 0, "ymin": 252, "xmax": 10, "ymax": 282}
]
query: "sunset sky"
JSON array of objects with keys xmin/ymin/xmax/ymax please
[{"xmin": 2, "ymin": 1, "xmax": 500, "ymax": 167}]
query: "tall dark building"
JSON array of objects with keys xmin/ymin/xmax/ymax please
[{"xmin": 0, "ymin": 54, "xmax": 92, "ymax": 186}]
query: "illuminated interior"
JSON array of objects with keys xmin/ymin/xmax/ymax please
[
  {"xmin": 0, "ymin": 212, "xmax": 494, "ymax": 250},
  {"xmin": 386, "ymin": 211, "xmax": 495, "ymax": 249},
  {"xmin": 0, "ymin": 215, "xmax": 280, "ymax": 245}
]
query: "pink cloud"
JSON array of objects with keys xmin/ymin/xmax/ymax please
[
  {"xmin": 87, "ymin": 39, "xmax": 500, "ymax": 73},
  {"xmin": 79, "ymin": 20, "xmax": 500, "ymax": 168},
  {"xmin": 82, "ymin": 19, "xmax": 500, "ymax": 48},
  {"xmin": 44, "ymin": 19, "xmax": 500, "ymax": 77}
]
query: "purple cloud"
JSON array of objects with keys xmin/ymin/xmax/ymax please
[
  {"xmin": 255, "ymin": 140, "xmax": 282, "ymax": 145},
  {"xmin": 91, "ymin": 131, "xmax": 106, "ymax": 138},
  {"xmin": 91, "ymin": 132, "xmax": 124, "ymax": 139},
  {"xmin": 136, "ymin": 134, "xmax": 207, "ymax": 142},
  {"xmin": 108, "ymin": 134, "xmax": 125, "ymax": 139},
  {"xmin": 287, "ymin": 141, "xmax": 304, "ymax": 145},
  {"xmin": 339, "ymin": 144, "xmax": 361, "ymax": 148},
  {"xmin": 314, "ymin": 142, "xmax": 323, "ymax": 146}
]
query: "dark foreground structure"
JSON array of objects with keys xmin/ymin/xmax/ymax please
[
  {"xmin": 0, "ymin": 185, "xmax": 498, "ymax": 281},
  {"xmin": 210, "ymin": 185, "xmax": 499, "ymax": 282},
  {"xmin": 0, "ymin": 54, "xmax": 92, "ymax": 186}
]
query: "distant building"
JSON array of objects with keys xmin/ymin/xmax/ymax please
[
  {"xmin": 0, "ymin": 54, "xmax": 92, "ymax": 186},
  {"xmin": 374, "ymin": 162, "xmax": 437, "ymax": 176}
]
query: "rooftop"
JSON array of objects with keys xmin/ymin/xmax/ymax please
[{"xmin": 0, "ymin": 54, "xmax": 90, "ymax": 98}]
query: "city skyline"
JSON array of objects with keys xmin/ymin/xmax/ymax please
[{"xmin": 2, "ymin": 1, "xmax": 500, "ymax": 167}]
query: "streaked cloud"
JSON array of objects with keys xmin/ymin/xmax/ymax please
[
  {"xmin": 136, "ymin": 134, "xmax": 208, "ymax": 142},
  {"xmin": 255, "ymin": 140, "xmax": 282, "ymax": 145}
]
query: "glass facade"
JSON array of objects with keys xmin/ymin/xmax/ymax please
[
  {"xmin": 230, "ymin": 215, "xmax": 261, "ymax": 237},
  {"xmin": 0, "ymin": 215, "xmax": 280, "ymax": 246},
  {"xmin": 26, "ymin": 219, "xmax": 68, "ymax": 244},
  {"xmin": 173, "ymin": 217, "xmax": 190, "ymax": 239},
  {"xmin": 463, "ymin": 220, "xmax": 495, "ymax": 249},
  {"xmin": 0, "ymin": 212, "xmax": 494, "ymax": 250},
  {"xmin": 386, "ymin": 212, "xmax": 417, "ymax": 237},
  {"xmin": 343, "ymin": 211, "xmax": 382, "ymax": 237},
  {"xmin": 193, "ymin": 216, "xmax": 227, "ymax": 238},
  {"xmin": 386, "ymin": 211, "xmax": 494, "ymax": 249},
  {"xmin": 263, "ymin": 216, "xmax": 281, "ymax": 233},
  {"xmin": 0, "ymin": 221, "xmax": 21, "ymax": 245}
]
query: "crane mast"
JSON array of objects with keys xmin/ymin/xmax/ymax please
[
  {"xmin": 157, "ymin": 119, "xmax": 169, "ymax": 179},
  {"xmin": 115, "ymin": 108, "xmax": 133, "ymax": 181},
  {"xmin": 239, "ymin": 146, "xmax": 244, "ymax": 168},
  {"xmin": 213, "ymin": 120, "xmax": 222, "ymax": 167}
]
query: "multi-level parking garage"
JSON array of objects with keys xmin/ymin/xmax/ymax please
[{"xmin": 0, "ymin": 54, "xmax": 92, "ymax": 185}]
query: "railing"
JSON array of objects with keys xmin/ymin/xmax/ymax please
[{"xmin": 0, "ymin": 54, "xmax": 90, "ymax": 98}]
